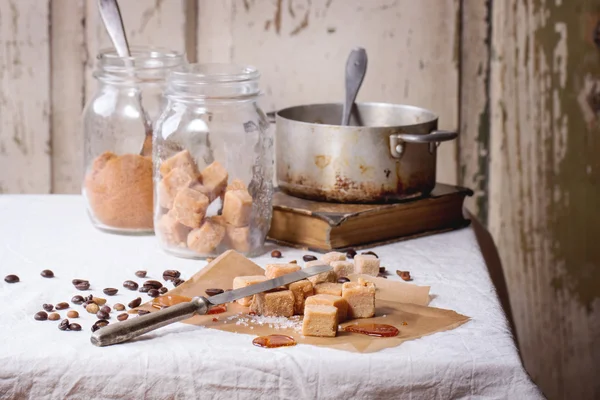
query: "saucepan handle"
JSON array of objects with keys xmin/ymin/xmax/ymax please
[{"xmin": 389, "ymin": 130, "xmax": 458, "ymax": 158}]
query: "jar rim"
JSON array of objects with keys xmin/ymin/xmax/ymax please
[
  {"xmin": 97, "ymin": 46, "xmax": 184, "ymax": 72},
  {"xmin": 169, "ymin": 63, "xmax": 260, "ymax": 84}
]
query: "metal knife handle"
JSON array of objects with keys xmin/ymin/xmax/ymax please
[{"xmin": 90, "ymin": 297, "xmax": 210, "ymax": 347}]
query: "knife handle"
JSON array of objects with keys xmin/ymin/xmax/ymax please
[{"xmin": 90, "ymin": 297, "xmax": 210, "ymax": 347}]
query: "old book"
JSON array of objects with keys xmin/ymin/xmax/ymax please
[{"xmin": 267, "ymin": 184, "xmax": 473, "ymax": 251}]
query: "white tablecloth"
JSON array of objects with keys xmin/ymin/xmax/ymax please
[{"xmin": 0, "ymin": 196, "xmax": 542, "ymax": 399}]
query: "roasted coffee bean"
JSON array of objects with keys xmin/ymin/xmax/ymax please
[
  {"xmin": 173, "ymin": 278, "xmax": 185, "ymax": 287},
  {"xmin": 103, "ymin": 288, "xmax": 118, "ymax": 296},
  {"xmin": 67, "ymin": 310, "xmax": 79, "ymax": 318},
  {"xmin": 58, "ymin": 319, "xmax": 70, "ymax": 331},
  {"xmin": 135, "ymin": 270, "xmax": 147, "ymax": 278},
  {"xmin": 148, "ymin": 289, "xmax": 160, "ymax": 298},
  {"xmin": 68, "ymin": 323, "xmax": 81, "ymax": 331},
  {"xmin": 96, "ymin": 310, "xmax": 109, "ymax": 320},
  {"xmin": 123, "ymin": 280, "xmax": 139, "ymax": 291},
  {"xmin": 139, "ymin": 286, "xmax": 150, "ymax": 293},
  {"xmin": 55, "ymin": 302, "xmax": 69, "ymax": 310},
  {"xmin": 137, "ymin": 310, "xmax": 150, "ymax": 315},
  {"xmin": 396, "ymin": 270, "xmax": 411, "ymax": 281},
  {"xmin": 379, "ymin": 266, "xmax": 386, "ymax": 274},
  {"xmin": 114, "ymin": 303, "xmax": 125, "ymax": 311},
  {"xmin": 162, "ymin": 269, "xmax": 181, "ymax": 281},
  {"xmin": 34, "ymin": 311, "xmax": 48, "ymax": 321},
  {"xmin": 82, "ymin": 300, "xmax": 94, "ymax": 307},
  {"xmin": 128, "ymin": 297, "xmax": 142, "ymax": 309},
  {"xmin": 48, "ymin": 312, "xmax": 60, "ymax": 321},
  {"xmin": 91, "ymin": 324, "xmax": 99, "ymax": 332},
  {"xmin": 361, "ymin": 251, "xmax": 378, "ymax": 258},
  {"xmin": 289, "ymin": 260, "xmax": 298, "ymax": 264},
  {"xmin": 40, "ymin": 269, "xmax": 54, "ymax": 278},
  {"xmin": 345, "ymin": 248, "xmax": 357, "ymax": 259},
  {"xmin": 86, "ymin": 303, "xmax": 99, "ymax": 314},
  {"xmin": 270, "ymin": 250, "xmax": 282, "ymax": 258},
  {"xmin": 159, "ymin": 287, "xmax": 168, "ymax": 294},
  {"xmin": 143, "ymin": 280, "xmax": 163, "ymax": 289},
  {"xmin": 4, "ymin": 274, "xmax": 19, "ymax": 283},
  {"xmin": 117, "ymin": 313, "xmax": 129, "ymax": 321},
  {"xmin": 74, "ymin": 281, "xmax": 90, "ymax": 290},
  {"xmin": 95, "ymin": 319, "xmax": 109, "ymax": 328},
  {"xmin": 43, "ymin": 303, "xmax": 54, "ymax": 312},
  {"xmin": 72, "ymin": 278, "xmax": 89, "ymax": 285},
  {"xmin": 84, "ymin": 294, "xmax": 93, "ymax": 302},
  {"xmin": 100, "ymin": 306, "xmax": 110, "ymax": 314},
  {"xmin": 303, "ymin": 255, "xmax": 318, "ymax": 262},
  {"xmin": 71, "ymin": 295, "xmax": 84, "ymax": 305},
  {"xmin": 337, "ymin": 277, "xmax": 351, "ymax": 284},
  {"xmin": 205, "ymin": 288, "xmax": 224, "ymax": 296}
]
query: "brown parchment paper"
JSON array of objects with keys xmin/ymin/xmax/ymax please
[{"xmin": 136, "ymin": 250, "xmax": 470, "ymax": 353}]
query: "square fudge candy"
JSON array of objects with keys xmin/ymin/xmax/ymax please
[
  {"xmin": 160, "ymin": 150, "xmax": 199, "ymax": 178},
  {"xmin": 222, "ymin": 189, "xmax": 253, "ymax": 227},
  {"xmin": 232, "ymin": 275, "xmax": 268, "ymax": 306},
  {"xmin": 158, "ymin": 168, "xmax": 194, "ymax": 209},
  {"xmin": 321, "ymin": 251, "xmax": 346, "ymax": 265},
  {"xmin": 304, "ymin": 260, "xmax": 337, "ymax": 285},
  {"xmin": 189, "ymin": 182, "xmax": 218, "ymax": 202},
  {"xmin": 353, "ymin": 254, "xmax": 380, "ymax": 276},
  {"xmin": 225, "ymin": 224, "xmax": 251, "ymax": 253},
  {"xmin": 305, "ymin": 294, "xmax": 348, "ymax": 322},
  {"xmin": 226, "ymin": 179, "xmax": 246, "ymax": 192},
  {"xmin": 265, "ymin": 263, "xmax": 301, "ymax": 279},
  {"xmin": 186, "ymin": 218, "xmax": 226, "ymax": 254},
  {"xmin": 288, "ymin": 279, "xmax": 314, "ymax": 315},
  {"xmin": 250, "ymin": 290, "xmax": 295, "ymax": 317},
  {"xmin": 314, "ymin": 282, "xmax": 343, "ymax": 296},
  {"xmin": 342, "ymin": 278, "xmax": 376, "ymax": 319},
  {"xmin": 172, "ymin": 187, "xmax": 210, "ymax": 228},
  {"xmin": 302, "ymin": 305, "xmax": 338, "ymax": 337},
  {"xmin": 156, "ymin": 211, "xmax": 191, "ymax": 247},
  {"xmin": 200, "ymin": 161, "xmax": 228, "ymax": 200},
  {"xmin": 331, "ymin": 261, "xmax": 354, "ymax": 279}
]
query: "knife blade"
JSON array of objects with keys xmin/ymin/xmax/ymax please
[{"xmin": 91, "ymin": 263, "xmax": 332, "ymax": 347}]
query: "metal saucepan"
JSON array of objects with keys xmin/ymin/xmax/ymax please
[{"xmin": 274, "ymin": 102, "xmax": 457, "ymax": 203}]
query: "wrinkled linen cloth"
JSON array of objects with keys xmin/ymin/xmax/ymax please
[{"xmin": 0, "ymin": 196, "xmax": 542, "ymax": 399}]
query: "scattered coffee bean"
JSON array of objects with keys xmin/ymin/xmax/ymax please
[
  {"xmin": 137, "ymin": 310, "xmax": 150, "ymax": 315},
  {"xmin": 58, "ymin": 319, "xmax": 70, "ymax": 331},
  {"xmin": 4, "ymin": 274, "xmax": 19, "ymax": 283},
  {"xmin": 162, "ymin": 269, "xmax": 180, "ymax": 281},
  {"xmin": 377, "ymin": 274, "xmax": 388, "ymax": 279},
  {"xmin": 345, "ymin": 249, "xmax": 357, "ymax": 259},
  {"xmin": 97, "ymin": 310, "xmax": 109, "ymax": 320},
  {"xmin": 103, "ymin": 288, "xmax": 118, "ymax": 296},
  {"xmin": 71, "ymin": 295, "xmax": 84, "ymax": 305},
  {"xmin": 396, "ymin": 270, "xmax": 411, "ymax": 281},
  {"xmin": 128, "ymin": 297, "xmax": 142, "ymax": 309},
  {"xmin": 43, "ymin": 303, "xmax": 54, "ymax": 312},
  {"xmin": 148, "ymin": 289, "xmax": 160, "ymax": 298},
  {"xmin": 289, "ymin": 260, "xmax": 298, "ymax": 264},
  {"xmin": 74, "ymin": 281, "xmax": 90, "ymax": 290},
  {"xmin": 173, "ymin": 278, "xmax": 185, "ymax": 287},
  {"xmin": 114, "ymin": 303, "xmax": 125, "ymax": 311},
  {"xmin": 101, "ymin": 305, "xmax": 111, "ymax": 314},
  {"xmin": 303, "ymin": 255, "xmax": 318, "ymax": 262},
  {"xmin": 123, "ymin": 280, "xmax": 139, "ymax": 291},
  {"xmin": 72, "ymin": 279, "xmax": 86, "ymax": 285},
  {"xmin": 86, "ymin": 303, "xmax": 99, "ymax": 314},
  {"xmin": 34, "ymin": 311, "xmax": 48, "ymax": 321},
  {"xmin": 95, "ymin": 319, "xmax": 109, "ymax": 328},
  {"xmin": 68, "ymin": 323, "xmax": 81, "ymax": 331},
  {"xmin": 67, "ymin": 310, "xmax": 79, "ymax": 318},
  {"xmin": 159, "ymin": 287, "xmax": 168, "ymax": 294},
  {"xmin": 361, "ymin": 251, "xmax": 378, "ymax": 258},
  {"xmin": 84, "ymin": 294, "xmax": 94, "ymax": 302},
  {"xmin": 205, "ymin": 288, "xmax": 224, "ymax": 296},
  {"xmin": 337, "ymin": 277, "xmax": 351, "ymax": 283},
  {"xmin": 82, "ymin": 300, "xmax": 94, "ymax": 307},
  {"xmin": 135, "ymin": 270, "xmax": 147, "ymax": 278},
  {"xmin": 91, "ymin": 325, "xmax": 99, "ymax": 332},
  {"xmin": 117, "ymin": 313, "xmax": 129, "ymax": 321},
  {"xmin": 40, "ymin": 269, "xmax": 54, "ymax": 278},
  {"xmin": 379, "ymin": 266, "xmax": 386, "ymax": 273},
  {"xmin": 270, "ymin": 250, "xmax": 282, "ymax": 258},
  {"xmin": 143, "ymin": 280, "xmax": 162, "ymax": 289},
  {"xmin": 55, "ymin": 302, "xmax": 69, "ymax": 310},
  {"xmin": 139, "ymin": 285, "xmax": 150, "ymax": 293},
  {"xmin": 93, "ymin": 297, "xmax": 107, "ymax": 306},
  {"xmin": 48, "ymin": 312, "xmax": 60, "ymax": 321}
]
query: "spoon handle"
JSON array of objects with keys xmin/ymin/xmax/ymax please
[
  {"xmin": 341, "ymin": 47, "xmax": 368, "ymax": 126},
  {"xmin": 97, "ymin": 0, "xmax": 131, "ymax": 59}
]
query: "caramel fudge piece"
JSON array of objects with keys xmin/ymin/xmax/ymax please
[
  {"xmin": 331, "ymin": 260, "xmax": 354, "ymax": 279},
  {"xmin": 226, "ymin": 179, "xmax": 246, "ymax": 192},
  {"xmin": 225, "ymin": 224, "xmax": 251, "ymax": 253},
  {"xmin": 189, "ymin": 182, "xmax": 218, "ymax": 202},
  {"xmin": 233, "ymin": 275, "xmax": 268, "ymax": 306},
  {"xmin": 321, "ymin": 251, "xmax": 346, "ymax": 265},
  {"xmin": 158, "ymin": 168, "xmax": 194, "ymax": 209},
  {"xmin": 302, "ymin": 305, "xmax": 338, "ymax": 337},
  {"xmin": 186, "ymin": 218, "xmax": 226, "ymax": 254},
  {"xmin": 304, "ymin": 260, "xmax": 337, "ymax": 285},
  {"xmin": 354, "ymin": 255, "xmax": 380, "ymax": 276},
  {"xmin": 160, "ymin": 150, "xmax": 199, "ymax": 178},
  {"xmin": 342, "ymin": 278, "xmax": 376, "ymax": 319},
  {"xmin": 305, "ymin": 294, "xmax": 348, "ymax": 322},
  {"xmin": 265, "ymin": 263, "xmax": 301, "ymax": 279},
  {"xmin": 250, "ymin": 290, "xmax": 295, "ymax": 317},
  {"xmin": 314, "ymin": 282, "xmax": 343, "ymax": 296},
  {"xmin": 288, "ymin": 280, "xmax": 314, "ymax": 315},
  {"xmin": 156, "ymin": 211, "xmax": 191, "ymax": 247},
  {"xmin": 172, "ymin": 187, "xmax": 210, "ymax": 228},
  {"xmin": 200, "ymin": 161, "xmax": 228, "ymax": 199},
  {"xmin": 222, "ymin": 189, "xmax": 253, "ymax": 227}
]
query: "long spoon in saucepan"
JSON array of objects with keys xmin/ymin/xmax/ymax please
[{"xmin": 341, "ymin": 47, "xmax": 368, "ymax": 126}]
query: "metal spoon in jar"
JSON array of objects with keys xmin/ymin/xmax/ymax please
[
  {"xmin": 341, "ymin": 47, "xmax": 368, "ymax": 126},
  {"xmin": 97, "ymin": 0, "xmax": 153, "ymax": 157}
]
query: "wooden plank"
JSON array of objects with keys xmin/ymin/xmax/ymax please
[
  {"xmin": 489, "ymin": 1, "xmax": 600, "ymax": 399},
  {"xmin": 50, "ymin": 0, "xmax": 86, "ymax": 194},
  {"xmin": 0, "ymin": 0, "xmax": 50, "ymax": 193},
  {"xmin": 197, "ymin": 0, "xmax": 460, "ymax": 185}
]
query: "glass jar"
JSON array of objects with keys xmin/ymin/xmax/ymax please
[
  {"xmin": 153, "ymin": 64, "xmax": 273, "ymax": 258},
  {"xmin": 82, "ymin": 47, "xmax": 184, "ymax": 234}
]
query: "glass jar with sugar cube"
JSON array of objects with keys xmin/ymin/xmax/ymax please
[{"xmin": 153, "ymin": 64, "xmax": 273, "ymax": 258}]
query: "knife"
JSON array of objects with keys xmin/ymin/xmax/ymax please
[{"xmin": 91, "ymin": 264, "xmax": 332, "ymax": 346}]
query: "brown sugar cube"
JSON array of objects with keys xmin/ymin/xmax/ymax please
[
  {"xmin": 187, "ymin": 218, "xmax": 226, "ymax": 254},
  {"xmin": 305, "ymin": 294, "xmax": 348, "ymax": 322},
  {"xmin": 222, "ymin": 189, "xmax": 253, "ymax": 227},
  {"xmin": 189, "ymin": 182, "xmax": 218, "ymax": 202},
  {"xmin": 226, "ymin": 179, "xmax": 247, "ymax": 192},
  {"xmin": 233, "ymin": 275, "xmax": 268, "ymax": 306},
  {"xmin": 200, "ymin": 161, "xmax": 228, "ymax": 199},
  {"xmin": 288, "ymin": 280, "xmax": 314, "ymax": 315},
  {"xmin": 331, "ymin": 260, "xmax": 354, "ymax": 279},
  {"xmin": 265, "ymin": 263, "xmax": 301, "ymax": 279},
  {"xmin": 156, "ymin": 211, "xmax": 191, "ymax": 247},
  {"xmin": 321, "ymin": 251, "xmax": 346, "ymax": 265},
  {"xmin": 160, "ymin": 150, "xmax": 199, "ymax": 178},
  {"xmin": 302, "ymin": 305, "xmax": 338, "ymax": 337},
  {"xmin": 249, "ymin": 290, "xmax": 295, "ymax": 317},
  {"xmin": 158, "ymin": 168, "xmax": 194, "ymax": 209},
  {"xmin": 354, "ymin": 255, "xmax": 380, "ymax": 276},
  {"xmin": 342, "ymin": 278, "xmax": 376, "ymax": 319},
  {"xmin": 314, "ymin": 282, "xmax": 343, "ymax": 296},
  {"xmin": 225, "ymin": 224, "xmax": 251, "ymax": 253},
  {"xmin": 172, "ymin": 188, "xmax": 210, "ymax": 228},
  {"xmin": 304, "ymin": 260, "xmax": 337, "ymax": 285}
]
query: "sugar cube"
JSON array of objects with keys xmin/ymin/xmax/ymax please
[
  {"xmin": 225, "ymin": 224, "xmax": 251, "ymax": 253},
  {"xmin": 288, "ymin": 280, "xmax": 314, "ymax": 315},
  {"xmin": 331, "ymin": 260, "xmax": 354, "ymax": 279},
  {"xmin": 186, "ymin": 218, "xmax": 226, "ymax": 254},
  {"xmin": 265, "ymin": 263, "xmax": 301, "ymax": 279},
  {"xmin": 160, "ymin": 150, "xmax": 199, "ymax": 178},
  {"xmin": 172, "ymin": 187, "xmax": 210, "ymax": 228},
  {"xmin": 302, "ymin": 305, "xmax": 338, "ymax": 337},
  {"xmin": 354, "ymin": 255, "xmax": 380, "ymax": 276},
  {"xmin": 158, "ymin": 168, "xmax": 194, "ymax": 209},
  {"xmin": 250, "ymin": 290, "xmax": 295, "ymax": 317},
  {"xmin": 304, "ymin": 260, "xmax": 337, "ymax": 285},
  {"xmin": 189, "ymin": 182, "xmax": 217, "ymax": 202},
  {"xmin": 232, "ymin": 275, "xmax": 268, "ymax": 306},
  {"xmin": 314, "ymin": 282, "xmax": 343, "ymax": 296},
  {"xmin": 226, "ymin": 179, "xmax": 246, "ymax": 192},
  {"xmin": 200, "ymin": 161, "xmax": 228, "ymax": 200},
  {"xmin": 342, "ymin": 278, "xmax": 376, "ymax": 319},
  {"xmin": 156, "ymin": 211, "xmax": 191, "ymax": 247},
  {"xmin": 305, "ymin": 294, "xmax": 348, "ymax": 322},
  {"xmin": 222, "ymin": 189, "xmax": 253, "ymax": 227},
  {"xmin": 321, "ymin": 251, "xmax": 346, "ymax": 264}
]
